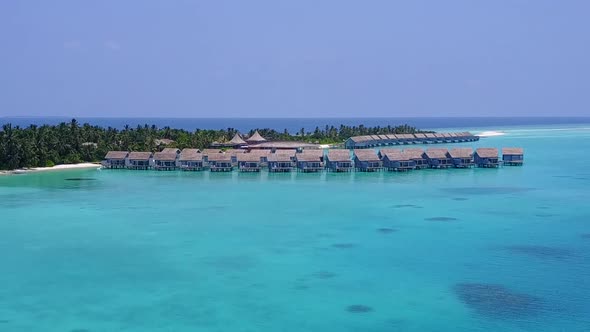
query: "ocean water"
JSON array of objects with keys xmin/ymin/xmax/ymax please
[
  {"xmin": 2, "ymin": 116, "xmax": 590, "ymax": 132},
  {"xmin": 1, "ymin": 125, "xmax": 590, "ymax": 331}
]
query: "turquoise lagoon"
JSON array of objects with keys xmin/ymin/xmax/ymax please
[{"xmin": 1, "ymin": 125, "xmax": 589, "ymax": 331}]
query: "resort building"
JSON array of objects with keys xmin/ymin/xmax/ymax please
[
  {"xmin": 344, "ymin": 132, "xmax": 479, "ymax": 149},
  {"xmin": 208, "ymin": 153, "xmax": 233, "ymax": 172},
  {"xmin": 127, "ymin": 152, "xmax": 153, "ymax": 170},
  {"xmin": 211, "ymin": 133, "xmax": 248, "ymax": 149},
  {"xmin": 153, "ymin": 148, "xmax": 180, "ymax": 171},
  {"xmin": 295, "ymin": 150, "xmax": 324, "ymax": 172},
  {"xmin": 273, "ymin": 149, "xmax": 298, "ymax": 161},
  {"xmin": 404, "ymin": 148, "xmax": 428, "ymax": 169},
  {"xmin": 247, "ymin": 141, "xmax": 320, "ymax": 151},
  {"xmin": 474, "ymin": 148, "xmax": 500, "ymax": 168},
  {"xmin": 201, "ymin": 149, "xmax": 222, "ymax": 164},
  {"xmin": 502, "ymin": 148, "xmax": 524, "ymax": 166},
  {"xmin": 325, "ymin": 150, "xmax": 352, "ymax": 172},
  {"xmin": 425, "ymin": 148, "xmax": 452, "ymax": 168},
  {"xmin": 353, "ymin": 149, "xmax": 382, "ymax": 172},
  {"xmin": 449, "ymin": 148, "xmax": 474, "ymax": 168},
  {"xmin": 103, "ymin": 151, "xmax": 129, "ymax": 169},
  {"xmin": 227, "ymin": 149, "xmax": 245, "ymax": 165},
  {"xmin": 380, "ymin": 149, "xmax": 415, "ymax": 171},
  {"xmin": 267, "ymin": 153, "xmax": 295, "ymax": 172},
  {"xmin": 246, "ymin": 131, "xmax": 267, "ymax": 145},
  {"xmin": 179, "ymin": 149, "xmax": 204, "ymax": 171},
  {"xmin": 237, "ymin": 153, "xmax": 262, "ymax": 172}
]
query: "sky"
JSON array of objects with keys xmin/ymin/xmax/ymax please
[{"xmin": 1, "ymin": 1, "xmax": 589, "ymax": 118}]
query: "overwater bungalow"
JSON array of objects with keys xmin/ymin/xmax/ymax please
[
  {"xmin": 103, "ymin": 151, "xmax": 129, "ymax": 169},
  {"xmin": 267, "ymin": 153, "xmax": 294, "ymax": 172},
  {"xmin": 179, "ymin": 149, "xmax": 203, "ymax": 171},
  {"xmin": 153, "ymin": 148, "xmax": 180, "ymax": 171},
  {"xmin": 273, "ymin": 149, "xmax": 297, "ymax": 161},
  {"xmin": 127, "ymin": 152, "xmax": 153, "ymax": 170},
  {"xmin": 237, "ymin": 153, "xmax": 262, "ymax": 172},
  {"xmin": 208, "ymin": 153, "xmax": 233, "ymax": 172},
  {"xmin": 353, "ymin": 150, "xmax": 382, "ymax": 172},
  {"xmin": 201, "ymin": 149, "xmax": 223, "ymax": 163},
  {"xmin": 380, "ymin": 149, "xmax": 415, "ymax": 171},
  {"xmin": 404, "ymin": 148, "xmax": 428, "ymax": 169},
  {"xmin": 425, "ymin": 148, "xmax": 452, "ymax": 168},
  {"xmin": 248, "ymin": 149, "xmax": 271, "ymax": 166},
  {"xmin": 502, "ymin": 147, "xmax": 524, "ymax": 166},
  {"xmin": 474, "ymin": 148, "xmax": 500, "ymax": 168},
  {"xmin": 295, "ymin": 150, "xmax": 324, "ymax": 172},
  {"xmin": 325, "ymin": 150, "xmax": 352, "ymax": 172},
  {"xmin": 449, "ymin": 148, "xmax": 474, "ymax": 168},
  {"xmin": 227, "ymin": 149, "xmax": 245, "ymax": 165}
]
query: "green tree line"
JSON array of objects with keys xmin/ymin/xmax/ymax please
[{"xmin": 0, "ymin": 119, "xmax": 427, "ymax": 170}]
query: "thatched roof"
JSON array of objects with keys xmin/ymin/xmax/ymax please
[
  {"xmin": 274, "ymin": 149, "xmax": 297, "ymax": 157},
  {"xmin": 238, "ymin": 153, "xmax": 262, "ymax": 162},
  {"xmin": 268, "ymin": 153, "xmax": 293, "ymax": 162},
  {"xmin": 229, "ymin": 133, "xmax": 247, "ymax": 145},
  {"xmin": 105, "ymin": 151, "xmax": 129, "ymax": 159},
  {"xmin": 476, "ymin": 148, "xmax": 499, "ymax": 158},
  {"xmin": 246, "ymin": 131, "xmax": 266, "ymax": 143},
  {"xmin": 154, "ymin": 150, "xmax": 178, "ymax": 161},
  {"xmin": 502, "ymin": 147, "xmax": 524, "ymax": 155},
  {"xmin": 449, "ymin": 148, "xmax": 473, "ymax": 159},
  {"xmin": 161, "ymin": 148, "xmax": 180, "ymax": 154},
  {"xmin": 227, "ymin": 149, "xmax": 246, "ymax": 156},
  {"xmin": 353, "ymin": 149, "xmax": 380, "ymax": 162},
  {"xmin": 201, "ymin": 149, "xmax": 222, "ymax": 155},
  {"xmin": 327, "ymin": 150, "xmax": 350, "ymax": 162},
  {"xmin": 296, "ymin": 151, "xmax": 323, "ymax": 162},
  {"xmin": 128, "ymin": 152, "xmax": 152, "ymax": 160},
  {"xmin": 404, "ymin": 148, "xmax": 426, "ymax": 159},
  {"xmin": 154, "ymin": 138, "xmax": 175, "ymax": 146},
  {"xmin": 248, "ymin": 149, "xmax": 271, "ymax": 157},
  {"xmin": 208, "ymin": 153, "xmax": 232, "ymax": 162},
  {"xmin": 381, "ymin": 149, "xmax": 409, "ymax": 161},
  {"xmin": 425, "ymin": 148, "xmax": 449, "ymax": 159},
  {"xmin": 179, "ymin": 149, "xmax": 202, "ymax": 161}
]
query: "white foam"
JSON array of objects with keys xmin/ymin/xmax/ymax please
[{"xmin": 476, "ymin": 131, "xmax": 506, "ymax": 137}]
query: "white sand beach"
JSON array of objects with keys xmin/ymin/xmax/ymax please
[{"xmin": 0, "ymin": 163, "xmax": 101, "ymax": 175}]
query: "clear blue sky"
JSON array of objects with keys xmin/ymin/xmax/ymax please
[{"xmin": 1, "ymin": 1, "xmax": 589, "ymax": 117}]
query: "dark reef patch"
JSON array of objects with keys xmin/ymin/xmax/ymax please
[
  {"xmin": 504, "ymin": 245, "xmax": 572, "ymax": 259},
  {"xmin": 312, "ymin": 271, "xmax": 337, "ymax": 279},
  {"xmin": 377, "ymin": 228, "xmax": 397, "ymax": 234},
  {"xmin": 580, "ymin": 233, "xmax": 590, "ymax": 239},
  {"xmin": 332, "ymin": 243, "xmax": 356, "ymax": 249},
  {"xmin": 70, "ymin": 329, "xmax": 90, "ymax": 332},
  {"xmin": 347, "ymin": 305, "xmax": 373, "ymax": 313},
  {"xmin": 452, "ymin": 197, "xmax": 469, "ymax": 201},
  {"xmin": 534, "ymin": 213, "xmax": 555, "ymax": 218},
  {"xmin": 425, "ymin": 217, "xmax": 458, "ymax": 222},
  {"xmin": 453, "ymin": 283, "xmax": 542, "ymax": 319},
  {"xmin": 446, "ymin": 187, "xmax": 535, "ymax": 195},
  {"xmin": 65, "ymin": 178, "xmax": 96, "ymax": 181},
  {"xmin": 392, "ymin": 204, "xmax": 422, "ymax": 209}
]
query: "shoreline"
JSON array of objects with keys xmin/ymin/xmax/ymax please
[{"xmin": 0, "ymin": 163, "xmax": 101, "ymax": 176}]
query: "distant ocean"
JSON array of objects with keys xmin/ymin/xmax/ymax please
[{"xmin": 2, "ymin": 116, "xmax": 590, "ymax": 132}]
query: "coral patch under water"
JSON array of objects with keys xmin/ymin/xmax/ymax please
[
  {"xmin": 425, "ymin": 217, "xmax": 458, "ymax": 222},
  {"xmin": 331, "ymin": 243, "xmax": 356, "ymax": 249},
  {"xmin": 346, "ymin": 305, "xmax": 373, "ymax": 313},
  {"xmin": 377, "ymin": 228, "xmax": 397, "ymax": 234},
  {"xmin": 504, "ymin": 245, "xmax": 572, "ymax": 259},
  {"xmin": 453, "ymin": 283, "xmax": 543, "ymax": 319}
]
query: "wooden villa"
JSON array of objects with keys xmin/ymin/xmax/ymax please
[
  {"xmin": 273, "ymin": 149, "xmax": 298, "ymax": 161},
  {"xmin": 404, "ymin": 148, "xmax": 428, "ymax": 169},
  {"xmin": 201, "ymin": 149, "xmax": 223, "ymax": 164},
  {"xmin": 449, "ymin": 148, "xmax": 474, "ymax": 168},
  {"xmin": 267, "ymin": 153, "xmax": 294, "ymax": 172},
  {"xmin": 103, "ymin": 151, "xmax": 129, "ymax": 169},
  {"xmin": 248, "ymin": 149, "xmax": 271, "ymax": 166},
  {"xmin": 179, "ymin": 149, "xmax": 203, "ymax": 171},
  {"xmin": 153, "ymin": 148, "xmax": 180, "ymax": 171},
  {"xmin": 227, "ymin": 149, "xmax": 246, "ymax": 165},
  {"xmin": 127, "ymin": 152, "xmax": 153, "ymax": 170},
  {"xmin": 502, "ymin": 147, "xmax": 524, "ymax": 166},
  {"xmin": 474, "ymin": 148, "xmax": 500, "ymax": 168},
  {"xmin": 208, "ymin": 153, "xmax": 233, "ymax": 172},
  {"xmin": 380, "ymin": 149, "xmax": 415, "ymax": 171},
  {"xmin": 325, "ymin": 150, "xmax": 352, "ymax": 172},
  {"xmin": 425, "ymin": 148, "xmax": 452, "ymax": 168},
  {"xmin": 295, "ymin": 150, "xmax": 324, "ymax": 172},
  {"xmin": 353, "ymin": 149, "xmax": 382, "ymax": 172}
]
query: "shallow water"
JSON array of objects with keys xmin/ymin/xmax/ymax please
[{"xmin": 1, "ymin": 125, "xmax": 589, "ymax": 331}]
